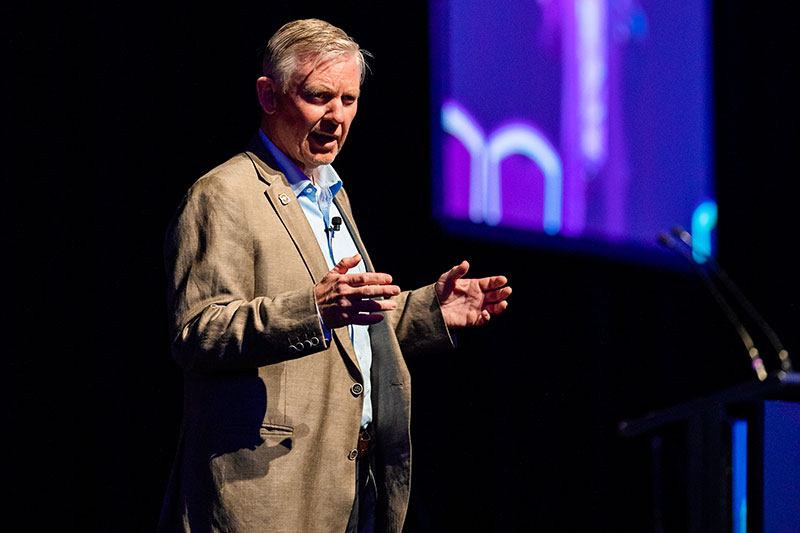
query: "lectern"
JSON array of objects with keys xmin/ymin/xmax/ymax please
[{"xmin": 619, "ymin": 371, "xmax": 800, "ymax": 533}]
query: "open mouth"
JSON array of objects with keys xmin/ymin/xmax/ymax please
[{"xmin": 309, "ymin": 132, "xmax": 338, "ymax": 147}]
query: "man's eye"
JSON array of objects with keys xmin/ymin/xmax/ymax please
[{"xmin": 307, "ymin": 91, "xmax": 329, "ymax": 102}]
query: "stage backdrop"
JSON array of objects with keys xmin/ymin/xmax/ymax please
[
  {"xmin": 430, "ymin": 0, "xmax": 716, "ymax": 265},
  {"xmin": 6, "ymin": 1, "xmax": 798, "ymax": 531}
]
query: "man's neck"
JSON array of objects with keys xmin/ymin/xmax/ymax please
[
  {"xmin": 258, "ymin": 128, "xmax": 331, "ymax": 188},
  {"xmin": 258, "ymin": 127, "xmax": 312, "ymax": 182}
]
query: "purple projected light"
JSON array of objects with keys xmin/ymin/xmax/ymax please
[
  {"xmin": 441, "ymin": 101, "xmax": 563, "ymax": 234},
  {"xmin": 431, "ymin": 0, "xmax": 715, "ymax": 256}
]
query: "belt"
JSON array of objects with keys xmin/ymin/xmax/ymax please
[{"xmin": 357, "ymin": 426, "xmax": 372, "ymax": 459}]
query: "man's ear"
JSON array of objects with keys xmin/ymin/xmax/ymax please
[{"xmin": 256, "ymin": 76, "xmax": 279, "ymax": 114}]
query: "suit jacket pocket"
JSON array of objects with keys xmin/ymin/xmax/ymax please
[
  {"xmin": 210, "ymin": 422, "xmax": 295, "ymax": 483},
  {"xmin": 214, "ymin": 422, "xmax": 293, "ymax": 451}
]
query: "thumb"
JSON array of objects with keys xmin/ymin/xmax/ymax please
[
  {"xmin": 446, "ymin": 260, "xmax": 469, "ymax": 281},
  {"xmin": 333, "ymin": 253, "xmax": 362, "ymax": 274},
  {"xmin": 438, "ymin": 260, "xmax": 469, "ymax": 287}
]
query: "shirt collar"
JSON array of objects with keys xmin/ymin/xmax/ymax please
[{"xmin": 258, "ymin": 129, "xmax": 343, "ymax": 199}]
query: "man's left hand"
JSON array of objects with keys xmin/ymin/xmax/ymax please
[{"xmin": 435, "ymin": 261, "xmax": 511, "ymax": 328}]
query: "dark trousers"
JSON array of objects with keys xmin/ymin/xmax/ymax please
[{"xmin": 346, "ymin": 428, "xmax": 376, "ymax": 533}]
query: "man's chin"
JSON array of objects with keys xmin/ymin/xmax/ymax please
[{"xmin": 305, "ymin": 150, "xmax": 339, "ymax": 168}]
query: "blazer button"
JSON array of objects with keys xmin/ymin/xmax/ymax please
[
  {"xmin": 348, "ymin": 449, "xmax": 359, "ymax": 461},
  {"xmin": 350, "ymin": 383, "xmax": 363, "ymax": 397}
]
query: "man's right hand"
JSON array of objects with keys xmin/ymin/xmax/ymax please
[{"xmin": 315, "ymin": 254, "xmax": 400, "ymax": 328}]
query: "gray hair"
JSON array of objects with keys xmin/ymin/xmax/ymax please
[{"xmin": 263, "ymin": 19, "xmax": 371, "ymax": 92}]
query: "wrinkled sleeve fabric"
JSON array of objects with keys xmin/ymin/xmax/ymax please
[
  {"xmin": 164, "ymin": 171, "xmax": 326, "ymax": 373},
  {"xmin": 386, "ymin": 285, "xmax": 456, "ymax": 357}
]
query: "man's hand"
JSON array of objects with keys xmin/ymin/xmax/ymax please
[
  {"xmin": 435, "ymin": 261, "xmax": 511, "ymax": 328},
  {"xmin": 315, "ymin": 254, "xmax": 401, "ymax": 329}
]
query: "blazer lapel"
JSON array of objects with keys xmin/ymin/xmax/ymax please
[
  {"xmin": 334, "ymin": 193, "xmax": 396, "ymax": 369},
  {"xmin": 243, "ymin": 138, "xmax": 361, "ymax": 372},
  {"xmin": 333, "ymin": 193, "xmax": 374, "ymax": 273},
  {"xmin": 243, "ymin": 145, "xmax": 330, "ymax": 283}
]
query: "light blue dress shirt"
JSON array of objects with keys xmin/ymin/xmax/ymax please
[{"xmin": 259, "ymin": 130, "xmax": 373, "ymax": 428}]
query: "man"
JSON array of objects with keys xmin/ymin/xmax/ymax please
[{"xmin": 158, "ymin": 18, "xmax": 511, "ymax": 532}]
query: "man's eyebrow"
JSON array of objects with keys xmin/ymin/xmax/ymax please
[
  {"xmin": 303, "ymin": 83, "xmax": 332, "ymax": 93},
  {"xmin": 302, "ymin": 84, "xmax": 360, "ymax": 98}
]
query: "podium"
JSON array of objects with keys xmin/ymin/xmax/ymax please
[{"xmin": 619, "ymin": 371, "xmax": 800, "ymax": 533}]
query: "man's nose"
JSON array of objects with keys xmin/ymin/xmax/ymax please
[{"xmin": 325, "ymin": 98, "xmax": 345, "ymax": 123}]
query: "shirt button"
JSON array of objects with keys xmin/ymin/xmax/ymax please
[
  {"xmin": 350, "ymin": 383, "xmax": 363, "ymax": 397},
  {"xmin": 348, "ymin": 449, "xmax": 359, "ymax": 461}
]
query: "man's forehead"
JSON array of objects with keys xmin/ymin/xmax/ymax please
[{"xmin": 291, "ymin": 54, "xmax": 360, "ymax": 90}]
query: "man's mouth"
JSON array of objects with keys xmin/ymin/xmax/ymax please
[{"xmin": 309, "ymin": 132, "xmax": 338, "ymax": 147}]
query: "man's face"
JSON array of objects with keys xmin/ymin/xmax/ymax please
[{"xmin": 260, "ymin": 54, "xmax": 360, "ymax": 175}]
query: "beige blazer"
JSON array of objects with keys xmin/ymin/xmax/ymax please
[{"xmin": 157, "ymin": 137, "xmax": 454, "ymax": 532}]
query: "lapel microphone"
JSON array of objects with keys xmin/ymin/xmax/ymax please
[{"xmin": 326, "ymin": 216, "xmax": 342, "ymax": 234}]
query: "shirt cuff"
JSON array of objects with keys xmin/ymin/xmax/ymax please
[{"xmin": 314, "ymin": 298, "xmax": 333, "ymax": 341}]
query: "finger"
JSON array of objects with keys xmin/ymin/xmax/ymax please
[
  {"xmin": 343, "ymin": 312, "xmax": 386, "ymax": 326},
  {"xmin": 348, "ymin": 298, "xmax": 398, "ymax": 313},
  {"xmin": 478, "ymin": 275, "xmax": 508, "ymax": 291},
  {"xmin": 332, "ymin": 294, "xmax": 398, "ymax": 310},
  {"xmin": 484, "ymin": 300, "xmax": 509, "ymax": 315},
  {"xmin": 332, "ymin": 253, "xmax": 362, "ymax": 274},
  {"xmin": 484, "ymin": 286, "xmax": 512, "ymax": 303},
  {"xmin": 343, "ymin": 272, "xmax": 394, "ymax": 287},
  {"xmin": 347, "ymin": 284, "xmax": 401, "ymax": 299}
]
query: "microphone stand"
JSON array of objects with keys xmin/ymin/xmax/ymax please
[
  {"xmin": 671, "ymin": 227, "xmax": 793, "ymax": 374},
  {"xmin": 659, "ymin": 232, "xmax": 768, "ymax": 381}
]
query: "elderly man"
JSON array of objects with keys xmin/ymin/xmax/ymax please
[{"xmin": 158, "ymin": 18, "xmax": 511, "ymax": 533}]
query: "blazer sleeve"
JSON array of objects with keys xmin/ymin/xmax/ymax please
[
  {"xmin": 164, "ymin": 172, "xmax": 326, "ymax": 373},
  {"xmin": 386, "ymin": 284, "xmax": 456, "ymax": 357}
]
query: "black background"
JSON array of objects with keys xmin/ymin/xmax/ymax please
[{"xmin": 5, "ymin": 1, "xmax": 798, "ymax": 530}]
